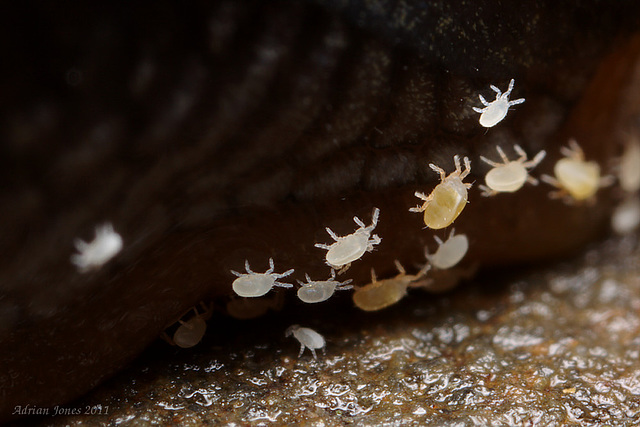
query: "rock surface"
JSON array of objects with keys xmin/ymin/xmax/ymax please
[
  {"xmin": 3, "ymin": 0, "xmax": 640, "ymax": 419},
  {"xmin": 22, "ymin": 234, "xmax": 640, "ymax": 426}
]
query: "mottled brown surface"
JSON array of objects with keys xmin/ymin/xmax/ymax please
[
  {"xmin": 23, "ymin": 235, "xmax": 640, "ymax": 426},
  {"xmin": 2, "ymin": 0, "xmax": 640, "ymax": 420}
]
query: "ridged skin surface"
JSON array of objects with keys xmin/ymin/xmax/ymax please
[{"xmin": 1, "ymin": 0, "xmax": 640, "ymax": 419}]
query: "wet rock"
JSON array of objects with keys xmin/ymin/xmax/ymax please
[
  {"xmin": 2, "ymin": 0, "xmax": 640, "ymax": 419},
  {"xmin": 35, "ymin": 235, "xmax": 640, "ymax": 425}
]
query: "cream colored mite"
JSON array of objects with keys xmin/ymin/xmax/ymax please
[
  {"xmin": 296, "ymin": 270, "xmax": 353, "ymax": 304},
  {"xmin": 315, "ymin": 207, "xmax": 381, "ymax": 272},
  {"xmin": 410, "ymin": 155, "xmax": 472, "ymax": 229},
  {"xmin": 479, "ymin": 144, "xmax": 546, "ymax": 196},
  {"xmin": 231, "ymin": 258, "xmax": 294, "ymax": 297},
  {"xmin": 425, "ymin": 228, "xmax": 469, "ymax": 270}
]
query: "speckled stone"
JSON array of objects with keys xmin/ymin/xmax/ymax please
[
  {"xmin": 29, "ymin": 234, "xmax": 640, "ymax": 426},
  {"xmin": 3, "ymin": 0, "xmax": 640, "ymax": 419}
]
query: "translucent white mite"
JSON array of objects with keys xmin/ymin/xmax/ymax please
[
  {"xmin": 70, "ymin": 222, "xmax": 123, "ymax": 273},
  {"xmin": 611, "ymin": 195, "xmax": 640, "ymax": 235},
  {"xmin": 619, "ymin": 135, "xmax": 640, "ymax": 193},
  {"xmin": 472, "ymin": 78, "xmax": 525, "ymax": 128},
  {"xmin": 314, "ymin": 207, "xmax": 381, "ymax": 272},
  {"xmin": 297, "ymin": 270, "xmax": 353, "ymax": 304},
  {"xmin": 286, "ymin": 324, "xmax": 326, "ymax": 359},
  {"xmin": 163, "ymin": 304, "xmax": 212, "ymax": 348},
  {"xmin": 410, "ymin": 155, "xmax": 472, "ymax": 229},
  {"xmin": 352, "ymin": 260, "xmax": 431, "ymax": 312},
  {"xmin": 231, "ymin": 258, "xmax": 294, "ymax": 297},
  {"xmin": 541, "ymin": 139, "xmax": 613, "ymax": 203},
  {"xmin": 479, "ymin": 145, "xmax": 546, "ymax": 196},
  {"xmin": 425, "ymin": 228, "xmax": 469, "ymax": 270}
]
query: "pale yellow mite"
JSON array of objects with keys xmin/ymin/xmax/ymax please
[
  {"xmin": 479, "ymin": 144, "xmax": 546, "ymax": 196},
  {"xmin": 352, "ymin": 260, "xmax": 431, "ymax": 312},
  {"xmin": 410, "ymin": 155, "xmax": 472, "ymax": 229},
  {"xmin": 541, "ymin": 139, "xmax": 612, "ymax": 203}
]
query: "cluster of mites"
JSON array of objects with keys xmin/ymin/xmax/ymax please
[{"xmin": 69, "ymin": 80, "xmax": 640, "ymax": 355}]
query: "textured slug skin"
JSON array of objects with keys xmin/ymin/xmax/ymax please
[{"xmin": 1, "ymin": 0, "xmax": 640, "ymax": 419}]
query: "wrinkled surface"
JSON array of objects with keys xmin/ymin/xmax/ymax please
[{"xmin": 28, "ymin": 234, "xmax": 640, "ymax": 426}]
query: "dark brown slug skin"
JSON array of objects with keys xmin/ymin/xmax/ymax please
[{"xmin": 1, "ymin": 0, "xmax": 640, "ymax": 419}]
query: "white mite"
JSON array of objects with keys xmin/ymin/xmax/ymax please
[
  {"xmin": 70, "ymin": 222, "xmax": 123, "ymax": 273},
  {"xmin": 541, "ymin": 139, "xmax": 613, "ymax": 203},
  {"xmin": 286, "ymin": 324, "xmax": 326, "ymax": 359},
  {"xmin": 314, "ymin": 207, "xmax": 381, "ymax": 272},
  {"xmin": 231, "ymin": 258, "xmax": 294, "ymax": 297},
  {"xmin": 410, "ymin": 155, "xmax": 472, "ymax": 229},
  {"xmin": 425, "ymin": 228, "xmax": 469, "ymax": 270},
  {"xmin": 296, "ymin": 270, "xmax": 353, "ymax": 304},
  {"xmin": 611, "ymin": 195, "xmax": 640, "ymax": 235},
  {"xmin": 479, "ymin": 145, "xmax": 546, "ymax": 196},
  {"xmin": 352, "ymin": 260, "xmax": 431, "ymax": 312},
  {"xmin": 619, "ymin": 135, "xmax": 640, "ymax": 193},
  {"xmin": 472, "ymin": 78, "xmax": 525, "ymax": 127}
]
